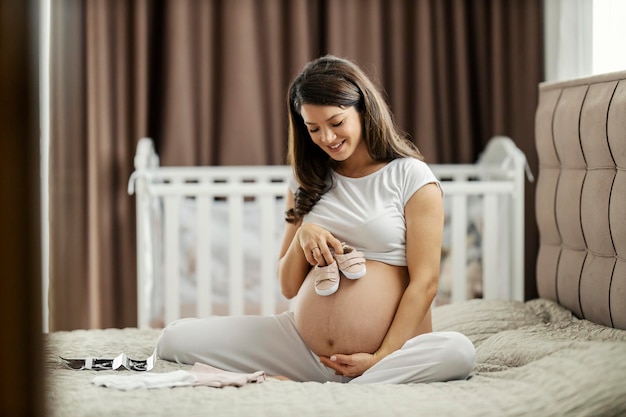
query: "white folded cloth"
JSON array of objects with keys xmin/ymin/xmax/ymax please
[{"xmin": 93, "ymin": 370, "xmax": 195, "ymax": 390}]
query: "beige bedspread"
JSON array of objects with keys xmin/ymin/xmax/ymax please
[{"xmin": 46, "ymin": 299, "xmax": 626, "ymax": 417}]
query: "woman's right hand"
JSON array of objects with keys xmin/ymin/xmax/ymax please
[{"xmin": 296, "ymin": 223, "xmax": 343, "ymax": 267}]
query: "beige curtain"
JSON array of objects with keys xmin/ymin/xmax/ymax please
[
  {"xmin": 320, "ymin": 0, "xmax": 542, "ymax": 165},
  {"xmin": 49, "ymin": 0, "xmax": 543, "ymax": 330},
  {"xmin": 157, "ymin": 0, "xmax": 317, "ymax": 166},
  {"xmin": 49, "ymin": 0, "xmax": 153, "ymax": 330}
]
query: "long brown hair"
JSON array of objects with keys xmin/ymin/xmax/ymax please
[{"xmin": 286, "ymin": 55, "xmax": 422, "ymax": 224}]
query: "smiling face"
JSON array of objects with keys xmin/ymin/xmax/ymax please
[{"xmin": 300, "ymin": 104, "xmax": 364, "ymax": 162}]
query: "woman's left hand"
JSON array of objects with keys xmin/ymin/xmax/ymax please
[{"xmin": 319, "ymin": 352, "xmax": 380, "ymax": 378}]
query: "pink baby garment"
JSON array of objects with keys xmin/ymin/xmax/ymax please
[{"xmin": 190, "ymin": 362, "xmax": 266, "ymax": 387}]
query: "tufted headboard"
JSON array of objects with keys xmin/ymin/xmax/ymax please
[{"xmin": 535, "ymin": 70, "xmax": 626, "ymax": 330}]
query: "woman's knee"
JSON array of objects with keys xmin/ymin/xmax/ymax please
[
  {"xmin": 156, "ymin": 318, "xmax": 200, "ymax": 363},
  {"xmin": 438, "ymin": 331, "xmax": 476, "ymax": 380}
]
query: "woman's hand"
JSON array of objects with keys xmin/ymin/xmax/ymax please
[
  {"xmin": 319, "ymin": 352, "xmax": 381, "ymax": 378},
  {"xmin": 296, "ymin": 223, "xmax": 343, "ymax": 266}
]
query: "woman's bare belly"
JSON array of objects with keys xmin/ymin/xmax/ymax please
[{"xmin": 293, "ymin": 260, "xmax": 430, "ymax": 357}]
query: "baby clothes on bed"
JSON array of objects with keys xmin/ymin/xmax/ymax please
[{"xmin": 92, "ymin": 362, "xmax": 266, "ymax": 391}]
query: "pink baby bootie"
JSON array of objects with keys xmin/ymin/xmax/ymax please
[
  {"xmin": 334, "ymin": 243, "xmax": 366, "ymax": 279},
  {"xmin": 313, "ymin": 261, "xmax": 340, "ymax": 296}
]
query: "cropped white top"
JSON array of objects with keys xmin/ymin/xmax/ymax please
[{"xmin": 288, "ymin": 158, "xmax": 440, "ymax": 266}]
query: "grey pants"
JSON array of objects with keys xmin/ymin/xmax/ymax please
[{"xmin": 156, "ymin": 311, "xmax": 475, "ymax": 384}]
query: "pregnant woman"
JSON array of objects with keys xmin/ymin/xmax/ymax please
[{"xmin": 157, "ymin": 55, "xmax": 475, "ymax": 384}]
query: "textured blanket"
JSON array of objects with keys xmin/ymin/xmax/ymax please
[{"xmin": 46, "ymin": 299, "xmax": 626, "ymax": 417}]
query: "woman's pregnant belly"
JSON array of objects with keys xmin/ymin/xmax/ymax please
[{"xmin": 293, "ymin": 260, "xmax": 409, "ymax": 357}]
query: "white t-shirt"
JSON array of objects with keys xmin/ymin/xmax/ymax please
[{"xmin": 289, "ymin": 158, "xmax": 440, "ymax": 266}]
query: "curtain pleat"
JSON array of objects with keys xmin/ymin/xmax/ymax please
[
  {"xmin": 49, "ymin": 0, "xmax": 543, "ymax": 330},
  {"xmin": 50, "ymin": 0, "xmax": 151, "ymax": 330}
]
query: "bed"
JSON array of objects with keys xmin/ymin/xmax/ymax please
[{"xmin": 46, "ymin": 70, "xmax": 626, "ymax": 417}]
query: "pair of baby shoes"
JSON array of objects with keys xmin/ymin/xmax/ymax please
[{"xmin": 313, "ymin": 244, "xmax": 366, "ymax": 296}]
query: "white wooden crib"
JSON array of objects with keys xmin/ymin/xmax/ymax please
[{"xmin": 128, "ymin": 136, "xmax": 529, "ymax": 328}]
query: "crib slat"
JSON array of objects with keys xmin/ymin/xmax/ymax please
[
  {"xmin": 512, "ymin": 176, "xmax": 525, "ymax": 301},
  {"xmin": 195, "ymin": 195, "xmax": 212, "ymax": 317},
  {"xmin": 259, "ymin": 195, "xmax": 277, "ymax": 315},
  {"xmin": 228, "ymin": 196, "xmax": 245, "ymax": 316},
  {"xmin": 163, "ymin": 195, "xmax": 181, "ymax": 325},
  {"xmin": 482, "ymin": 195, "xmax": 499, "ymax": 299},
  {"xmin": 135, "ymin": 182, "xmax": 150, "ymax": 329},
  {"xmin": 451, "ymin": 194, "xmax": 468, "ymax": 303}
]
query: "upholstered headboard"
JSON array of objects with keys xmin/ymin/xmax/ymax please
[{"xmin": 535, "ymin": 70, "xmax": 626, "ymax": 330}]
